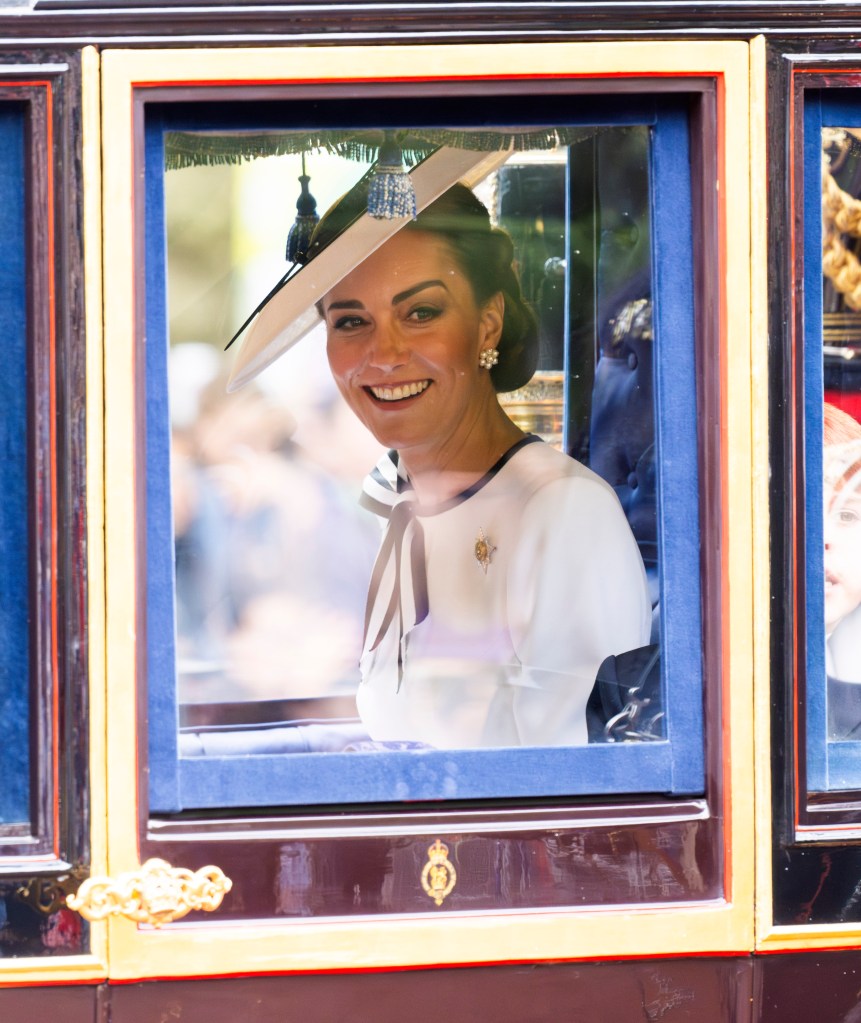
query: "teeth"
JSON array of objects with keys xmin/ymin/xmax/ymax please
[{"xmin": 370, "ymin": 381, "xmax": 430, "ymax": 401}]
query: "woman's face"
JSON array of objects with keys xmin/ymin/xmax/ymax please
[
  {"xmin": 323, "ymin": 230, "xmax": 503, "ymax": 461},
  {"xmin": 824, "ymin": 473, "xmax": 861, "ymax": 632}
]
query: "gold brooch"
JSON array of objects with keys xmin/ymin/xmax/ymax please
[
  {"xmin": 474, "ymin": 527, "xmax": 496, "ymax": 573},
  {"xmin": 420, "ymin": 840, "xmax": 457, "ymax": 907}
]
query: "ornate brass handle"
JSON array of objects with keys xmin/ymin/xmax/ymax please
[{"xmin": 66, "ymin": 857, "xmax": 232, "ymax": 927}]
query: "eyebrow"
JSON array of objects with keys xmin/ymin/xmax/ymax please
[
  {"xmin": 392, "ymin": 279, "xmax": 448, "ymax": 305},
  {"xmin": 326, "ymin": 279, "xmax": 448, "ymax": 314}
]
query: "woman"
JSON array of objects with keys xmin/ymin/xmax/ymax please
[
  {"xmin": 314, "ymin": 181, "xmax": 651, "ymax": 748},
  {"xmin": 824, "ymin": 403, "xmax": 861, "ymax": 737}
]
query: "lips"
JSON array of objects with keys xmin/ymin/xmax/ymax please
[{"xmin": 366, "ymin": 380, "xmax": 431, "ymax": 402}]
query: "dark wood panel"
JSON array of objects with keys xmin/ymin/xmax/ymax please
[
  {"xmin": 0, "ymin": 51, "xmax": 90, "ymax": 956},
  {"xmin": 4, "ymin": 952, "xmax": 861, "ymax": 1021},
  {"xmin": 9, "ymin": 3, "xmax": 861, "ymax": 44},
  {"xmin": 104, "ymin": 958, "xmax": 755, "ymax": 1023},
  {"xmin": 0, "ymin": 984, "xmax": 96, "ymax": 1022},
  {"xmin": 768, "ymin": 43, "xmax": 861, "ymax": 925}
]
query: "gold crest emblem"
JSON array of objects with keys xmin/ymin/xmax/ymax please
[
  {"xmin": 474, "ymin": 527, "xmax": 496, "ymax": 574},
  {"xmin": 420, "ymin": 839, "xmax": 457, "ymax": 907}
]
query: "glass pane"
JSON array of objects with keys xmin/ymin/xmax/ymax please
[
  {"xmin": 164, "ymin": 131, "xmax": 661, "ymax": 750},
  {"xmin": 166, "ymin": 152, "xmax": 380, "ymax": 716},
  {"xmin": 822, "ymin": 128, "xmax": 861, "ymax": 742}
]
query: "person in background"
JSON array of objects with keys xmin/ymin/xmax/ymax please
[{"xmin": 823, "ymin": 402, "xmax": 861, "ymax": 737}]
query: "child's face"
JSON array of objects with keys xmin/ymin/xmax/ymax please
[{"xmin": 825, "ymin": 474, "xmax": 861, "ymax": 632}]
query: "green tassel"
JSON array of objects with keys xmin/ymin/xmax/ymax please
[{"xmin": 286, "ymin": 157, "xmax": 320, "ymax": 263}]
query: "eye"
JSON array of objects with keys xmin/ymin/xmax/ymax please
[
  {"xmin": 331, "ymin": 314, "xmax": 369, "ymax": 332},
  {"xmin": 406, "ymin": 304, "xmax": 442, "ymax": 323},
  {"xmin": 838, "ymin": 508, "xmax": 861, "ymax": 525}
]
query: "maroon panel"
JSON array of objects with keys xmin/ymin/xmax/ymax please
[
  {"xmin": 107, "ymin": 957, "xmax": 754, "ymax": 1023},
  {"xmin": 146, "ymin": 813, "xmax": 720, "ymax": 919},
  {"xmin": 756, "ymin": 949, "xmax": 861, "ymax": 1022},
  {"xmin": 7, "ymin": 951, "xmax": 861, "ymax": 1021},
  {"xmin": 0, "ymin": 984, "xmax": 96, "ymax": 1022}
]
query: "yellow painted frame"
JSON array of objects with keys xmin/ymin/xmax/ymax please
[{"xmin": 98, "ymin": 40, "xmax": 757, "ymax": 980}]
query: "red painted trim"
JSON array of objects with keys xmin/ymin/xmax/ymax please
[
  {"xmin": 132, "ymin": 70, "xmax": 717, "ymax": 91},
  {"xmin": 713, "ymin": 70, "xmax": 734, "ymax": 901},
  {"xmin": 104, "ymin": 947, "xmax": 752, "ymax": 985},
  {"xmin": 43, "ymin": 79, "xmax": 61, "ymax": 858}
]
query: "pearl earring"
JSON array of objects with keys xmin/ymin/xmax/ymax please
[{"xmin": 478, "ymin": 348, "xmax": 499, "ymax": 369}]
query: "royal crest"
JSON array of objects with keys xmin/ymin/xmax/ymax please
[{"xmin": 420, "ymin": 839, "xmax": 457, "ymax": 907}]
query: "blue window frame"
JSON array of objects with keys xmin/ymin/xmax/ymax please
[
  {"xmin": 804, "ymin": 94, "xmax": 861, "ymax": 791},
  {"xmin": 0, "ymin": 102, "xmax": 31, "ymax": 826},
  {"xmin": 144, "ymin": 95, "xmax": 705, "ymax": 812}
]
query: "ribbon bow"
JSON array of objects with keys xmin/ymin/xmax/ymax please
[
  {"xmin": 363, "ymin": 496, "xmax": 429, "ymax": 690},
  {"xmin": 360, "ymin": 451, "xmax": 431, "ymax": 690}
]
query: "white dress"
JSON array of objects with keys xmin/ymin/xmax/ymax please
[
  {"xmin": 357, "ymin": 436, "xmax": 651, "ymax": 749},
  {"xmin": 828, "ymin": 603, "xmax": 861, "ymax": 684}
]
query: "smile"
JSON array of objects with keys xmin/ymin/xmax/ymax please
[{"xmin": 367, "ymin": 380, "xmax": 431, "ymax": 402}]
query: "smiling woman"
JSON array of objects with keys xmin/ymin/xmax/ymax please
[{"xmin": 232, "ymin": 166, "xmax": 652, "ymax": 749}]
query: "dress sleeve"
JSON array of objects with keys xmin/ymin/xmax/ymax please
[{"xmin": 505, "ymin": 474, "xmax": 652, "ymax": 746}]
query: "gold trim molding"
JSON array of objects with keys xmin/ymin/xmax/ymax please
[{"xmin": 66, "ymin": 858, "xmax": 232, "ymax": 927}]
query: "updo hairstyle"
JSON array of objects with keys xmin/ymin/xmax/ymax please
[
  {"xmin": 403, "ymin": 184, "xmax": 538, "ymax": 392},
  {"xmin": 310, "ymin": 179, "xmax": 538, "ymax": 393}
]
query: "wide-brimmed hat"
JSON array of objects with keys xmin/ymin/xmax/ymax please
[{"xmin": 226, "ymin": 146, "xmax": 512, "ymax": 392}]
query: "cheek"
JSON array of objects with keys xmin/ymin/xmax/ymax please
[
  {"xmin": 326, "ymin": 338, "xmax": 357, "ymax": 384},
  {"xmin": 846, "ymin": 530, "xmax": 861, "ymax": 574},
  {"xmin": 830, "ymin": 528, "xmax": 861, "ymax": 582}
]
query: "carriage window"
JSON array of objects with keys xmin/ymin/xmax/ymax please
[
  {"xmin": 145, "ymin": 98, "xmax": 706, "ymax": 812},
  {"xmin": 805, "ymin": 102, "xmax": 861, "ymax": 791}
]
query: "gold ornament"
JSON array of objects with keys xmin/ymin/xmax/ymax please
[
  {"xmin": 65, "ymin": 857, "xmax": 232, "ymax": 928},
  {"xmin": 16, "ymin": 865, "xmax": 89, "ymax": 916},
  {"xmin": 474, "ymin": 527, "xmax": 496, "ymax": 573},
  {"xmin": 420, "ymin": 839, "xmax": 457, "ymax": 907}
]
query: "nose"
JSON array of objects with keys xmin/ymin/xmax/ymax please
[{"xmin": 366, "ymin": 324, "xmax": 408, "ymax": 373}]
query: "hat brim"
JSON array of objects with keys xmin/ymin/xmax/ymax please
[{"xmin": 226, "ymin": 146, "xmax": 512, "ymax": 392}]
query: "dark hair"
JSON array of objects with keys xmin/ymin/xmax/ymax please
[
  {"xmin": 404, "ymin": 184, "xmax": 538, "ymax": 392},
  {"xmin": 311, "ymin": 179, "xmax": 538, "ymax": 392}
]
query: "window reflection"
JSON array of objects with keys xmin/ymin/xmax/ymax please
[
  {"xmin": 166, "ymin": 154, "xmax": 381, "ymax": 714},
  {"xmin": 821, "ymin": 128, "xmax": 861, "ymax": 738},
  {"xmin": 164, "ymin": 131, "xmax": 662, "ymax": 750}
]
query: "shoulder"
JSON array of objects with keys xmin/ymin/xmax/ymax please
[
  {"xmin": 506, "ymin": 439, "xmax": 623, "ymax": 513},
  {"xmin": 831, "ymin": 604, "xmax": 861, "ymax": 683}
]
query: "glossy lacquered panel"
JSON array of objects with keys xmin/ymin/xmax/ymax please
[{"xmin": 145, "ymin": 808, "xmax": 719, "ymax": 919}]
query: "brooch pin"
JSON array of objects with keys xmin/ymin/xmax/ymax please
[{"xmin": 474, "ymin": 527, "xmax": 496, "ymax": 574}]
